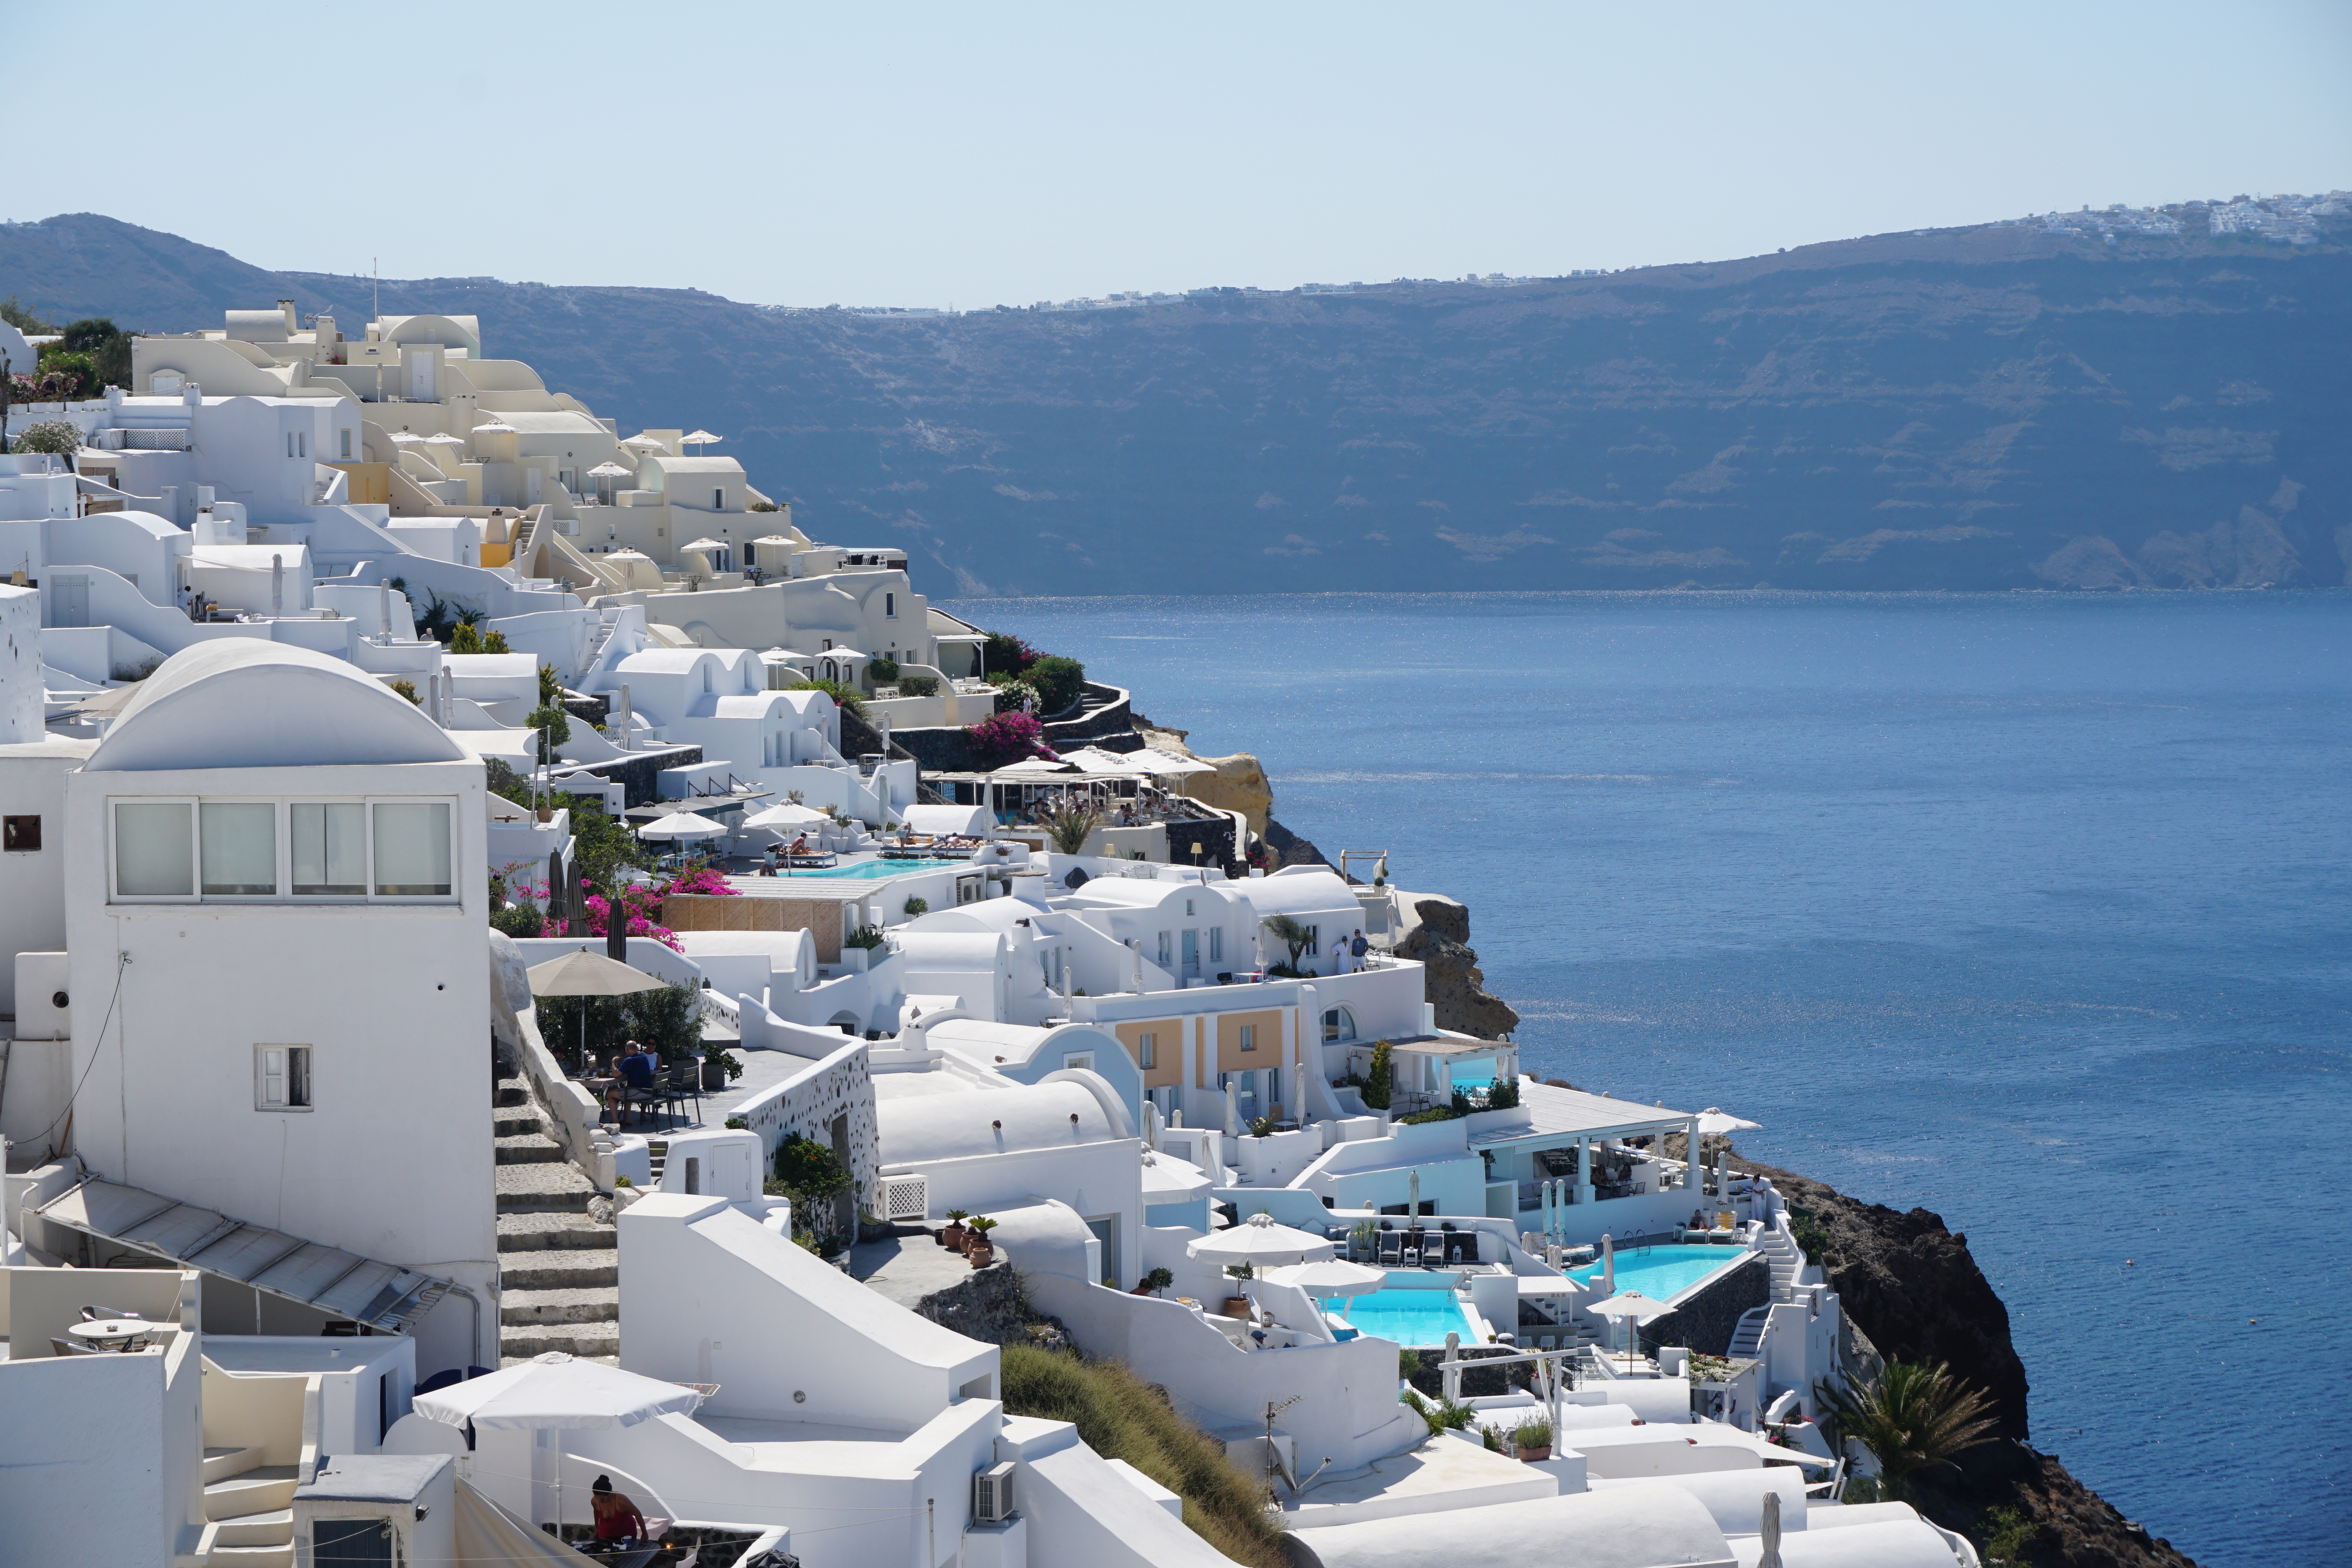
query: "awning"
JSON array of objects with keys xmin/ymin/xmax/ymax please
[{"xmin": 34, "ymin": 1177, "xmax": 453, "ymax": 1333}]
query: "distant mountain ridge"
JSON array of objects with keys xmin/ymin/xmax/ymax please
[{"xmin": 5, "ymin": 206, "xmax": 2348, "ymax": 594}]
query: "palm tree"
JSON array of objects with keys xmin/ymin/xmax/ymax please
[
  {"xmin": 1818, "ymin": 1360, "xmax": 2000, "ymax": 1496},
  {"xmin": 1260, "ymin": 914, "xmax": 1314, "ymax": 971},
  {"xmin": 1043, "ymin": 801, "xmax": 1102, "ymax": 855}
]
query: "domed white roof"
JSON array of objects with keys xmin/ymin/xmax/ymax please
[{"xmin": 85, "ymin": 641, "xmax": 466, "ymax": 773}]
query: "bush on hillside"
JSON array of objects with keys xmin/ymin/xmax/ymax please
[
  {"xmin": 965, "ymin": 710, "xmax": 1050, "ymax": 767},
  {"xmin": 1025, "ymin": 654, "xmax": 1085, "ymax": 716}
]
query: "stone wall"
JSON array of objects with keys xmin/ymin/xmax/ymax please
[
  {"xmin": 564, "ymin": 743, "xmax": 703, "ymax": 807},
  {"xmin": 1636, "ymin": 1251, "xmax": 1769, "ymax": 1359},
  {"xmin": 1040, "ymin": 682, "xmax": 1131, "ymax": 743},
  {"xmin": 727, "ymin": 1043, "xmax": 878, "ymax": 1241}
]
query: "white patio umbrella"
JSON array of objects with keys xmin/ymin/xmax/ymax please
[
  {"xmin": 681, "ymin": 429, "xmax": 721, "ymax": 450},
  {"xmin": 1056, "ymin": 745, "xmax": 1150, "ymax": 775},
  {"xmin": 423, "ymin": 431, "xmax": 467, "ymax": 445},
  {"xmin": 622, "ymin": 434, "xmax": 669, "ymax": 452},
  {"xmin": 995, "ymin": 756, "xmax": 1080, "ymax": 775},
  {"xmin": 1586, "ymin": 1289, "xmax": 1672, "ymax": 1356},
  {"xmin": 587, "ymin": 461, "xmax": 634, "ymax": 478},
  {"xmin": 636, "ymin": 810, "xmax": 729, "ymax": 840},
  {"xmin": 387, "ymin": 430, "xmax": 425, "ymax": 443},
  {"xmin": 1185, "ymin": 1212, "xmax": 1335, "ymax": 1267},
  {"xmin": 472, "ymin": 421, "xmax": 519, "ymax": 434},
  {"xmin": 412, "ymin": 1352, "xmax": 702, "ymax": 1530},
  {"xmin": 1135, "ymin": 745, "xmax": 1216, "ymax": 777},
  {"xmin": 743, "ymin": 801, "xmax": 830, "ymax": 832},
  {"xmin": 1262, "ymin": 1259, "xmax": 1385, "ymax": 1309}
]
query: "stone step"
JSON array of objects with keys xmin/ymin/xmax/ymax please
[
  {"xmin": 497, "ymin": 1213, "xmax": 617, "ymax": 1252},
  {"xmin": 495, "ymin": 1162, "xmax": 596, "ymax": 1213},
  {"xmin": 496, "ymin": 1082, "xmax": 532, "ymax": 1108},
  {"xmin": 501, "ymin": 1285, "xmax": 622, "ymax": 1328},
  {"xmin": 501, "ymin": 1249, "xmax": 619, "ymax": 1290},
  {"xmin": 495, "ymin": 1111, "xmax": 544, "ymax": 1137},
  {"xmin": 499, "ymin": 1320, "xmax": 620, "ymax": 1359},
  {"xmin": 212, "ymin": 1507, "xmax": 294, "ymax": 1548},
  {"xmin": 495, "ymin": 1132, "xmax": 567, "ymax": 1166},
  {"xmin": 202, "ymin": 1445, "xmax": 262, "ymax": 1485},
  {"xmin": 205, "ymin": 1466, "xmax": 298, "ymax": 1522}
]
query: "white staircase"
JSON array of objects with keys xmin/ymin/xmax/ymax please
[
  {"xmin": 1728, "ymin": 1304, "xmax": 1774, "ymax": 1362},
  {"xmin": 202, "ymin": 1445, "xmax": 299, "ymax": 1566},
  {"xmin": 1756, "ymin": 1220, "xmax": 1802, "ymax": 1304}
]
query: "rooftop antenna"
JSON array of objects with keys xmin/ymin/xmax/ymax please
[{"xmin": 372, "ymin": 258, "xmax": 380, "ymax": 326}]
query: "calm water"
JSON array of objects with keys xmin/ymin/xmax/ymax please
[{"xmin": 944, "ymin": 590, "xmax": 2352, "ymax": 1566}]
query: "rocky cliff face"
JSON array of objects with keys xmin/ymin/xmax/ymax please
[
  {"xmin": 1746, "ymin": 1158, "xmax": 2200, "ymax": 1567},
  {"xmin": 1395, "ymin": 897, "xmax": 1521, "ymax": 1038}
]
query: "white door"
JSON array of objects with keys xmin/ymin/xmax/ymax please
[
  {"xmin": 52, "ymin": 574, "xmax": 88, "ymax": 628},
  {"xmin": 408, "ymin": 352, "xmax": 435, "ymax": 400}
]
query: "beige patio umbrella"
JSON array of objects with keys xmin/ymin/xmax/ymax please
[
  {"xmin": 1185, "ymin": 1212, "xmax": 1335, "ymax": 1267},
  {"xmin": 636, "ymin": 811, "xmax": 729, "ymax": 841},
  {"xmin": 526, "ymin": 948, "xmax": 666, "ymax": 1066},
  {"xmin": 1585, "ymin": 1288, "xmax": 1673, "ymax": 1356}
]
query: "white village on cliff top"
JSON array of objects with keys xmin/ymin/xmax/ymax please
[{"xmin": 0, "ymin": 307, "xmax": 1977, "ymax": 1566}]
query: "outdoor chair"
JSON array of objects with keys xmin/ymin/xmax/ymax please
[
  {"xmin": 1456, "ymin": 1233, "xmax": 1481, "ymax": 1263},
  {"xmin": 1377, "ymin": 1233, "xmax": 1404, "ymax": 1267},
  {"xmin": 657, "ymin": 1064, "xmax": 701, "ymax": 1124}
]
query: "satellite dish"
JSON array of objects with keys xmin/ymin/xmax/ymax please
[{"xmin": 1063, "ymin": 866, "xmax": 1090, "ymax": 889}]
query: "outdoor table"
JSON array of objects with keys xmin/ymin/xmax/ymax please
[{"xmin": 69, "ymin": 1318, "xmax": 173, "ymax": 1351}]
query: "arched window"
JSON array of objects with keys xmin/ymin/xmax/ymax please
[{"xmin": 1322, "ymin": 1006, "xmax": 1358, "ymax": 1044}]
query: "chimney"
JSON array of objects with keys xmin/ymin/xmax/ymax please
[{"xmin": 278, "ymin": 300, "xmax": 298, "ymax": 338}]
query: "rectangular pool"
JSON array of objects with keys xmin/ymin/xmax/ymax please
[
  {"xmin": 773, "ymin": 857, "xmax": 972, "ymax": 880},
  {"xmin": 1566, "ymin": 1243, "xmax": 1747, "ymax": 1303},
  {"xmin": 1331, "ymin": 1284, "xmax": 1477, "ymax": 1346}
]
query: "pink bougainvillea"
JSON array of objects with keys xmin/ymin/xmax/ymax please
[
  {"xmin": 966, "ymin": 710, "xmax": 1055, "ymax": 767},
  {"xmin": 576, "ymin": 864, "xmax": 739, "ymax": 952}
]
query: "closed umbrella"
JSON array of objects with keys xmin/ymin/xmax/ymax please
[
  {"xmin": 1185, "ymin": 1212, "xmax": 1335, "ymax": 1267},
  {"xmin": 413, "ymin": 1351, "xmax": 701, "ymax": 1531},
  {"xmin": 1758, "ymin": 1490, "xmax": 1784, "ymax": 1568},
  {"xmin": 1601, "ymin": 1232, "xmax": 1615, "ymax": 1298},
  {"xmin": 527, "ymin": 948, "xmax": 666, "ymax": 1068}
]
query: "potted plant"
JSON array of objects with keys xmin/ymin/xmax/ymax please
[
  {"xmin": 964, "ymin": 1215, "xmax": 1000, "ymax": 1267},
  {"xmin": 701, "ymin": 1048, "xmax": 743, "ymax": 1091},
  {"xmin": 941, "ymin": 1209, "xmax": 971, "ymax": 1249},
  {"xmin": 1140, "ymin": 1267, "xmax": 1175, "ymax": 1298},
  {"xmin": 1222, "ymin": 1261, "xmax": 1254, "ymax": 1318},
  {"xmin": 1512, "ymin": 1418, "xmax": 1554, "ymax": 1462}
]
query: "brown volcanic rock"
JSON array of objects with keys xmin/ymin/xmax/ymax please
[
  {"xmin": 1745, "ymin": 1156, "xmax": 2199, "ymax": 1567},
  {"xmin": 1395, "ymin": 896, "xmax": 1521, "ymax": 1038}
]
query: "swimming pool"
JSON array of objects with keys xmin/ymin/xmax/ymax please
[
  {"xmin": 774, "ymin": 857, "xmax": 973, "ymax": 880},
  {"xmin": 1566, "ymin": 1243, "xmax": 1748, "ymax": 1303},
  {"xmin": 1331, "ymin": 1284, "xmax": 1477, "ymax": 1346}
]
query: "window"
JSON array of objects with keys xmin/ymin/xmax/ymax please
[
  {"xmin": 1136, "ymin": 1032, "xmax": 1156, "ymax": 1069},
  {"xmin": 113, "ymin": 801, "xmax": 194, "ymax": 898},
  {"xmin": 1184, "ymin": 898, "xmax": 1195, "ymax": 917},
  {"xmin": 372, "ymin": 803, "xmax": 453, "ymax": 896},
  {"xmin": 1322, "ymin": 1006, "xmax": 1358, "ymax": 1044},
  {"xmin": 1063, "ymin": 1052, "xmax": 1095, "ymax": 1073},
  {"xmin": 199, "ymin": 803, "xmax": 276, "ymax": 895},
  {"xmin": 1208, "ymin": 927, "xmax": 1223, "ymax": 964},
  {"xmin": 299, "ymin": 432, "xmax": 309, "ymax": 459},
  {"xmin": 884, "ymin": 592, "xmax": 897, "ymax": 618},
  {"xmin": 286, "ymin": 433, "xmax": 297, "ymax": 458},
  {"xmin": 2, "ymin": 815, "xmax": 38, "ymax": 852},
  {"xmin": 255, "ymin": 1045, "xmax": 312, "ymax": 1111},
  {"xmin": 1239, "ymin": 1023, "xmax": 1257, "ymax": 1053},
  {"xmin": 339, "ymin": 429, "xmax": 352, "ymax": 459},
  {"xmin": 714, "ymin": 487, "xmax": 724, "ymax": 509},
  {"xmin": 291, "ymin": 803, "xmax": 366, "ymax": 895},
  {"xmin": 1155, "ymin": 931, "xmax": 1171, "ymax": 968}
]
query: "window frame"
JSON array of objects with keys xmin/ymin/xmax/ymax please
[
  {"xmin": 1135, "ymin": 1032, "xmax": 1156, "ymax": 1070},
  {"xmin": 2, "ymin": 814, "xmax": 40, "ymax": 852},
  {"xmin": 255, "ymin": 1044, "xmax": 313, "ymax": 1112},
  {"xmin": 107, "ymin": 795, "xmax": 461, "ymax": 906},
  {"xmin": 1239, "ymin": 1023, "xmax": 1257, "ymax": 1053}
]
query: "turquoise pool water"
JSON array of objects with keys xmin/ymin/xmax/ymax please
[
  {"xmin": 776, "ymin": 857, "xmax": 972, "ymax": 880},
  {"xmin": 1332, "ymin": 1286, "xmax": 1475, "ymax": 1346},
  {"xmin": 1566, "ymin": 1244, "xmax": 1746, "ymax": 1302}
]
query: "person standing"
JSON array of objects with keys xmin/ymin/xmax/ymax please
[{"xmin": 1350, "ymin": 929, "xmax": 1369, "ymax": 967}]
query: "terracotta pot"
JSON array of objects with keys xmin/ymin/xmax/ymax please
[
  {"xmin": 967, "ymin": 1243, "xmax": 995, "ymax": 1269},
  {"xmin": 942, "ymin": 1224, "xmax": 967, "ymax": 1249},
  {"xmin": 1517, "ymin": 1445, "xmax": 1552, "ymax": 1463},
  {"xmin": 1222, "ymin": 1296, "xmax": 1251, "ymax": 1318}
]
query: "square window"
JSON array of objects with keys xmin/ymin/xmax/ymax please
[
  {"xmin": 291, "ymin": 803, "xmax": 366, "ymax": 895},
  {"xmin": 1137, "ymin": 1032, "xmax": 1156, "ymax": 1069},
  {"xmin": 1239, "ymin": 1024, "xmax": 1257, "ymax": 1053},
  {"xmin": 372, "ymin": 802, "xmax": 452, "ymax": 896},
  {"xmin": 2, "ymin": 814, "xmax": 39, "ymax": 852},
  {"xmin": 201, "ymin": 802, "xmax": 277, "ymax": 895},
  {"xmin": 114, "ymin": 801, "xmax": 194, "ymax": 898},
  {"xmin": 255, "ymin": 1045, "xmax": 312, "ymax": 1111},
  {"xmin": 1209, "ymin": 927, "xmax": 1224, "ymax": 964}
]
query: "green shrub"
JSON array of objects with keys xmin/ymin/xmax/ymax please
[
  {"xmin": 388, "ymin": 678, "xmax": 420, "ymax": 705},
  {"xmin": 10, "ymin": 419, "xmax": 81, "ymax": 456},
  {"xmin": 786, "ymin": 677, "xmax": 864, "ymax": 717},
  {"xmin": 868, "ymin": 656, "xmax": 900, "ymax": 683},
  {"xmin": 843, "ymin": 923, "xmax": 887, "ymax": 951},
  {"xmin": 902, "ymin": 897, "xmax": 929, "ymax": 917},
  {"xmin": 999, "ymin": 1345, "xmax": 1287, "ymax": 1567},
  {"xmin": 895, "ymin": 674, "xmax": 938, "ymax": 697},
  {"xmin": 1401, "ymin": 1104, "xmax": 1465, "ymax": 1125},
  {"xmin": 1484, "ymin": 1075, "xmax": 1520, "ymax": 1109},
  {"xmin": 1363, "ymin": 1041, "xmax": 1394, "ymax": 1110},
  {"xmin": 1025, "ymin": 654, "xmax": 1085, "ymax": 714},
  {"xmin": 489, "ymin": 902, "xmax": 546, "ymax": 938}
]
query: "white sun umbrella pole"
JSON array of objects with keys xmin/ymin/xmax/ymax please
[{"xmin": 1695, "ymin": 1108, "xmax": 1760, "ymax": 1211}]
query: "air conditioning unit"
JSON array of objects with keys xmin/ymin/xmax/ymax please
[
  {"xmin": 878, "ymin": 1173, "xmax": 928, "ymax": 1224},
  {"xmin": 971, "ymin": 1462, "xmax": 1016, "ymax": 1526}
]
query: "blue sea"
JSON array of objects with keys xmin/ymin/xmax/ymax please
[{"xmin": 944, "ymin": 590, "xmax": 2352, "ymax": 1567}]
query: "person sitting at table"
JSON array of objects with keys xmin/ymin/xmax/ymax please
[
  {"xmin": 589, "ymin": 1475, "xmax": 648, "ymax": 1546},
  {"xmin": 611, "ymin": 1042, "xmax": 658, "ymax": 1120}
]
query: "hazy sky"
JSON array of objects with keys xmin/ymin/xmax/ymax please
[{"xmin": 14, "ymin": 1, "xmax": 2348, "ymax": 306}]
